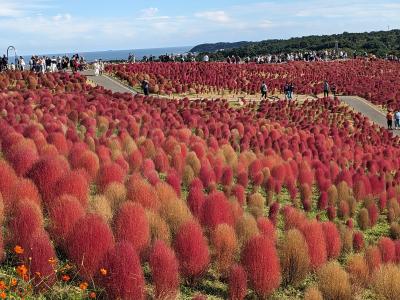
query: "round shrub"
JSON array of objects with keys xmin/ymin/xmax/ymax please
[
  {"xmin": 66, "ymin": 214, "xmax": 114, "ymax": 279},
  {"xmin": 301, "ymin": 221, "xmax": 327, "ymax": 269},
  {"xmin": 48, "ymin": 194, "xmax": 85, "ymax": 248},
  {"xmin": 149, "ymin": 240, "xmax": 179, "ymax": 300},
  {"xmin": 317, "ymin": 261, "xmax": 351, "ymax": 300},
  {"xmin": 279, "ymin": 229, "xmax": 310, "ymax": 287},
  {"xmin": 54, "ymin": 169, "xmax": 89, "ymax": 208},
  {"xmin": 100, "ymin": 241, "xmax": 145, "ymax": 300},
  {"xmin": 378, "ymin": 237, "xmax": 396, "ymax": 263},
  {"xmin": 126, "ymin": 176, "xmax": 160, "ymax": 211},
  {"xmin": 228, "ymin": 264, "xmax": 247, "ymax": 300},
  {"xmin": 201, "ymin": 191, "xmax": 234, "ymax": 229},
  {"xmin": 211, "ymin": 224, "xmax": 238, "ymax": 276},
  {"xmin": 97, "ymin": 163, "xmax": 125, "ymax": 192},
  {"xmin": 174, "ymin": 221, "xmax": 210, "ymax": 279},
  {"xmin": 372, "ymin": 264, "xmax": 400, "ymax": 300},
  {"xmin": 321, "ymin": 222, "xmax": 341, "ymax": 259},
  {"xmin": 113, "ymin": 202, "xmax": 149, "ymax": 255},
  {"xmin": 241, "ymin": 235, "xmax": 281, "ymax": 298},
  {"xmin": 346, "ymin": 254, "xmax": 369, "ymax": 287}
]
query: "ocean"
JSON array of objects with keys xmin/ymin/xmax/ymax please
[{"xmin": 11, "ymin": 46, "xmax": 192, "ymax": 64}]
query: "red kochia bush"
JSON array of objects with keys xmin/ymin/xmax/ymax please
[
  {"xmin": 53, "ymin": 169, "xmax": 89, "ymax": 208},
  {"xmin": 27, "ymin": 155, "xmax": 69, "ymax": 205},
  {"xmin": 113, "ymin": 202, "xmax": 150, "ymax": 255},
  {"xmin": 0, "ymin": 160, "xmax": 18, "ymax": 206},
  {"xmin": 321, "ymin": 222, "xmax": 341, "ymax": 259},
  {"xmin": 47, "ymin": 132, "xmax": 69, "ymax": 156},
  {"xmin": 22, "ymin": 231, "xmax": 57, "ymax": 289},
  {"xmin": 75, "ymin": 150, "xmax": 100, "ymax": 181},
  {"xmin": 149, "ymin": 240, "xmax": 180, "ymax": 299},
  {"xmin": 257, "ymin": 217, "xmax": 276, "ymax": 242},
  {"xmin": 8, "ymin": 144, "xmax": 39, "ymax": 176},
  {"xmin": 126, "ymin": 175, "xmax": 160, "ymax": 211},
  {"xmin": 241, "ymin": 235, "xmax": 281, "ymax": 297},
  {"xmin": 97, "ymin": 163, "xmax": 125, "ymax": 192},
  {"xmin": 174, "ymin": 221, "xmax": 210, "ymax": 279},
  {"xmin": 100, "ymin": 241, "xmax": 145, "ymax": 300},
  {"xmin": 201, "ymin": 191, "xmax": 234, "ymax": 229},
  {"xmin": 378, "ymin": 237, "xmax": 396, "ymax": 263},
  {"xmin": 353, "ymin": 231, "xmax": 365, "ymax": 252},
  {"xmin": 301, "ymin": 221, "xmax": 327, "ymax": 268},
  {"xmin": 10, "ymin": 178, "xmax": 41, "ymax": 207},
  {"xmin": 8, "ymin": 200, "xmax": 43, "ymax": 247},
  {"xmin": 66, "ymin": 214, "xmax": 114, "ymax": 279},
  {"xmin": 228, "ymin": 264, "xmax": 247, "ymax": 300},
  {"xmin": 47, "ymin": 195, "xmax": 85, "ymax": 248},
  {"xmin": 187, "ymin": 186, "xmax": 205, "ymax": 219}
]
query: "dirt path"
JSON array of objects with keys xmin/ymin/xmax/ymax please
[{"xmin": 80, "ymin": 69, "xmax": 137, "ymax": 94}]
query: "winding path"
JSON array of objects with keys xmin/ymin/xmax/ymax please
[
  {"xmin": 79, "ymin": 69, "xmax": 397, "ymax": 135},
  {"xmin": 80, "ymin": 69, "xmax": 137, "ymax": 94}
]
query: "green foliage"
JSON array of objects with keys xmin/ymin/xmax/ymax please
[{"xmin": 193, "ymin": 29, "xmax": 400, "ymax": 58}]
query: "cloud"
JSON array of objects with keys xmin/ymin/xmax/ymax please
[
  {"xmin": 195, "ymin": 10, "xmax": 231, "ymax": 23},
  {"xmin": 0, "ymin": 0, "xmax": 51, "ymax": 17},
  {"xmin": 140, "ymin": 7, "xmax": 159, "ymax": 18}
]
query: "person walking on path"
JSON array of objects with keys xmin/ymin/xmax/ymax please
[
  {"xmin": 395, "ymin": 109, "xmax": 400, "ymax": 129},
  {"xmin": 387, "ymin": 110, "xmax": 394, "ymax": 130},
  {"xmin": 283, "ymin": 82, "xmax": 290, "ymax": 100},
  {"xmin": 288, "ymin": 82, "xmax": 295, "ymax": 100},
  {"xmin": 141, "ymin": 80, "xmax": 150, "ymax": 96},
  {"xmin": 323, "ymin": 80, "xmax": 330, "ymax": 98},
  {"xmin": 260, "ymin": 81, "xmax": 268, "ymax": 99}
]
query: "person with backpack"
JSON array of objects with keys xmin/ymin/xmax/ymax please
[
  {"xmin": 260, "ymin": 81, "xmax": 268, "ymax": 99},
  {"xmin": 387, "ymin": 110, "xmax": 394, "ymax": 130},
  {"xmin": 323, "ymin": 80, "xmax": 330, "ymax": 98}
]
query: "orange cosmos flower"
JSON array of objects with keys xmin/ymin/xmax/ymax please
[
  {"xmin": 0, "ymin": 292, "xmax": 6, "ymax": 299},
  {"xmin": 79, "ymin": 282, "xmax": 88, "ymax": 290},
  {"xmin": 0, "ymin": 281, "xmax": 5, "ymax": 290},
  {"xmin": 48, "ymin": 257, "xmax": 57, "ymax": 266},
  {"xmin": 10, "ymin": 278, "xmax": 17, "ymax": 286},
  {"xmin": 14, "ymin": 245, "xmax": 24, "ymax": 255},
  {"xmin": 99, "ymin": 268, "xmax": 107, "ymax": 276},
  {"xmin": 16, "ymin": 265, "xmax": 28, "ymax": 277},
  {"xmin": 62, "ymin": 274, "xmax": 70, "ymax": 282},
  {"xmin": 89, "ymin": 292, "xmax": 96, "ymax": 299}
]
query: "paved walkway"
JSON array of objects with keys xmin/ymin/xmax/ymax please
[
  {"xmin": 80, "ymin": 69, "xmax": 137, "ymax": 94},
  {"xmin": 78, "ymin": 70, "xmax": 397, "ymax": 135},
  {"xmin": 338, "ymin": 96, "xmax": 399, "ymax": 135}
]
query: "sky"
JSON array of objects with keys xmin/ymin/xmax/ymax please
[{"xmin": 0, "ymin": 0, "xmax": 399, "ymax": 55}]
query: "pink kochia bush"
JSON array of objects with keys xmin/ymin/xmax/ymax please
[
  {"xmin": 100, "ymin": 241, "xmax": 145, "ymax": 300},
  {"xmin": 113, "ymin": 202, "xmax": 150, "ymax": 256},
  {"xmin": 47, "ymin": 194, "xmax": 85, "ymax": 248},
  {"xmin": 27, "ymin": 155, "xmax": 69, "ymax": 205},
  {"xmin": 53, "ymin": 169, "xmax": 89, "ymax": 208},
  {"xmin": 241, "ymin": 235, "xmax": 281, "ymax": 298},
  {"xmin": 66, "ymin": 214, "xmax": 114, "ymax": 279},
  {"xmin": 174, "ymin": 221, "xmax": 210, "ymax": 279},
  {"xmin": 149, "ymin": 240, "xmax": 180, "ymax": 299},
  {"xmin": 97, "ymin": 163, "xmax": 125, "ymax": 192},
  {"xmin": 22, "ymin": 231, "xmax": 57, "ymax": 289}
]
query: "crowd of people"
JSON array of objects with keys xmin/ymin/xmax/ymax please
[
  {"xmin": 259, "ymin": 80, "xmax": 337, "ymax": 101},
  {"xmin": 0, "ymin": 53, "xmax": 88, "ymax": 73}
]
